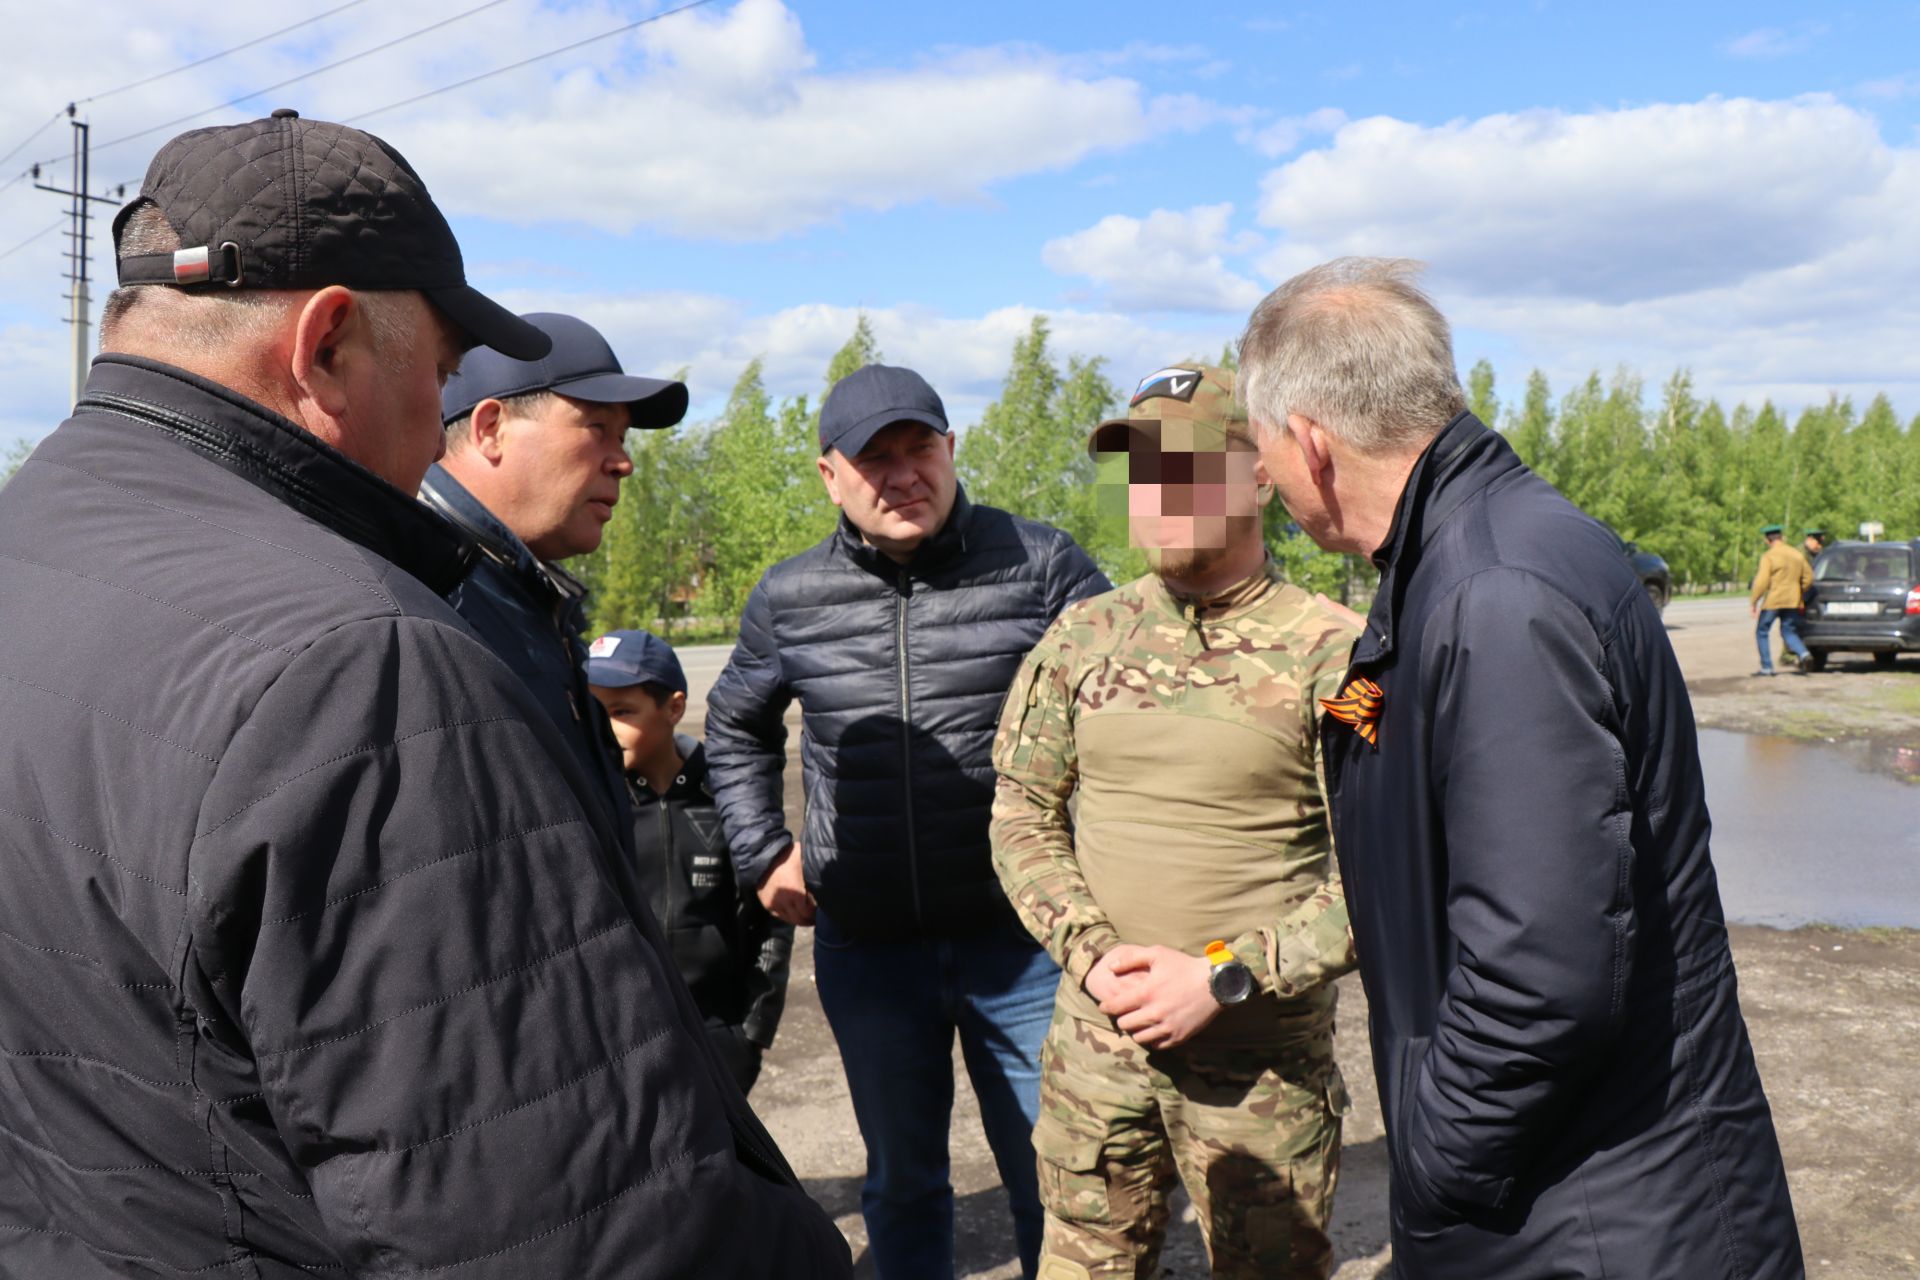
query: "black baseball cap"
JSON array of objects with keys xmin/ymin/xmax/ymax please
[
  {"xmin": 111, "ymin": 109, "xmax": 548, "ymax": 361},
  {"xmin": 586, "ymin": 630, "xmax": 687, "ymax": 695},
  {"xmin": 440, "ymin": 312, "xmax": 689, "ymax": 428},
  {"xmin": 818, "ymin": 363, "xmax": 949, "ymax": 457}
]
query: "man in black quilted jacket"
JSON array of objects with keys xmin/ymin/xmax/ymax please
[
  {"xmin": 0, "ymin": 111, "xmax": 849, "ymax": 1279},
  {"xmin": 705, "ymin": 364, "xmax": 1109, "ymax": 1280}
]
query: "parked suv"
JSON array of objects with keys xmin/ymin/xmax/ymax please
[{"xmin": 1800, "ymin": 539, "xmax": 1920, "ymax": 671}]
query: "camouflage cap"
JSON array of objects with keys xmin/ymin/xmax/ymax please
[{"xmin": 1087, "ymin": 364, "xmax": 1253, "ymax": 457}]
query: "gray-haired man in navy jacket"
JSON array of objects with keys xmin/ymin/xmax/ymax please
[{"xmin": 1239, "ymin": 257, "xmax": 1802, "ymax": 1279}]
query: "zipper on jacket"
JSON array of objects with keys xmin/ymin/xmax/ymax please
[{"xmin": 897, "ymin": 567, "xmax": 924, "ymax": 931}]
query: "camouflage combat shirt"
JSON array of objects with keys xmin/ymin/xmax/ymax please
[{"xmin": 990, "ymin": 562, "xmax": 1359, "ymax": 1047}]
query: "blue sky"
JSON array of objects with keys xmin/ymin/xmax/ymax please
[{"xmin": 4, "ymin": 0, "xmax": 1919, "ymax": 453}]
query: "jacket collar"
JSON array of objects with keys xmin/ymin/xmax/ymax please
[
  {"xmin": 420, "ymin": 464, "xmax": 588, "ymax": 616},
  {"xmin": 834, "ymin": 484, "xmax": 977, "ymax": 579},
  {"xmin": 77, "ymin": 354, "xmax": 476, "ymax": 596},
  {"xmin": 1146, "ymin": 557, "xmax": 1282, "ymax": 625},
  {"xmin": 1353, "ymin": 411, "xmax": 1519, "ymax": 664}
]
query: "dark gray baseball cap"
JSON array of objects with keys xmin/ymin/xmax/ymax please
[
  {"xmin": 111, "ymin": 109, "xmax": 548, "ymax": 361},
  {"xmin": 440, "ymin": 312, "xmax": 689, "ymax": 428},
  {"xmin": 818, "ymin": 363, "xmax": 949, "ymax": 457}
]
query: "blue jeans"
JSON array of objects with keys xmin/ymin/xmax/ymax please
[
  {"xmin": 1756, "ymin": 608, "xmax": 1810, "ymax": 672},
  {"xmin": 813, "ymin": 910, "xmax": 1057, "ymax": 1280}
]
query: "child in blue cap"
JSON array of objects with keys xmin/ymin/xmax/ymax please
[{"xmin": 586, "ymin": 629, "xmax": 793, "ymax": 1092}]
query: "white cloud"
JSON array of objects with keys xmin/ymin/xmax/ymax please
[
  {"xmin": 1242, "ymin": 107, "xmax": 1348, "ymax": 158},
  {"xmin": 485, "ymin": 288, "xmax": 1235, "ymax": 430},
  {"xmin": 386, "ymin": 0, "xmax": 1205, "ymax": 239},
  {"xmin": 1256, "ymin": 96, "xmax": 1895, "ymax": 303},
  {"xmin": 1725, "ymin": 25, "xmax": 1825, "ymax": 59},
  {"xmin": 1042, "ymin": 204, "xmax": 1264, "ymax": 313},
  {"xmin": 1253, "ymin": 95, "xmax": 1920, "ymax": 412}
]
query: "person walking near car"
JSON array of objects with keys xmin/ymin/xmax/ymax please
[
  {"xmin": 704, "ymin": 363, "xmax": 1110, "ymax": 1279},
  {"xmin": 0, "ymin": 111, "xmax": 849, "ymax": 1278},
  {"xmin": 1239, "ymin": 257, "xmax": 1803, "ymax": 1279},
  {"xmin": 991, "ymin": 364, "xmax": 1358, "ymax": 1280},
  {"xmin": 1752, "ymin": 522, "xmax": 1814, "ymax": 676},
  {"xmin": 1801, "ymin": 528, "xmax": 1828, "ymax": 565}
]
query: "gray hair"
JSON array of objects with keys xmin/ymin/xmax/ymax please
[
  {"xmin": 443, "ymin": 390, "xmax": 556, "ymax": 450},
  {"xmin": 1237, "ymin": 257, "xmax": 1467, "ymax": 455},
  {"xmin": 101, "ymin": 202, "xmax": 417, "ymax": 370}
]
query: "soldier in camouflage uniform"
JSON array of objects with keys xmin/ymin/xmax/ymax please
[{"xmin": 990, "ymin": 364, "xmax": 1359, "ymax": 1280}]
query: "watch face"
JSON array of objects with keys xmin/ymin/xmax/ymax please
[{"xmin": 1211, "ymin": 960, "xmax": 1255, "ymax": 1005}]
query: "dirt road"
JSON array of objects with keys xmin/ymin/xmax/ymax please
[{"xmin": 685, "ymin": 600, "xmax": 1920, "ymax": 1277}]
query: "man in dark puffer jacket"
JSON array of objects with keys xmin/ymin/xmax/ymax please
[
  {"xmin": 0, "ymin": 112, "xmax": 849, "ymax": 1279},
  {"xmin": 706, "ymin": 363, "xmax": 1109, "ymax": 1280}
]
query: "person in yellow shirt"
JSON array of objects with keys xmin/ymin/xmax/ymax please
[{"xmin": 1750, "ymin": 523, "xmax": 1813, "ymax": 676}]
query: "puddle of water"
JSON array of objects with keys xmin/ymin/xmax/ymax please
[{"xmin": 1697, "ymin": 729, "xmax": 1920, "ymax": 928}]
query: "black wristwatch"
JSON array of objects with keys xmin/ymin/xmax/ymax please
[{"xmin": 1204, "ymin": 940, "xmax": 1255, "ymax": 1006}]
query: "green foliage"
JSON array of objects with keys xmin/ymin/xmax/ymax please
[
  {"xmin": 1466, "ymin": 358, "xmax": 1498, "ymax": 427},
  {"xmin": 958, "ymin": 317, "xmax": 1125, "ymax": 572},
  {"xmin": 576, "ymin": 325, "xmax": 1920, "ymax": 641},
  {"xmin": 1474, "ymin": 362, "xmax": 1919, "ymax": 589},
  {"xmin": 1, "ymin": 438, "xmax": 31, "ymax": 490}
]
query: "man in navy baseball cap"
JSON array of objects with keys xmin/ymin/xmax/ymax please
[{"xmin": 421, "ymin": 311, "xmax": 689, "ymax": 825}]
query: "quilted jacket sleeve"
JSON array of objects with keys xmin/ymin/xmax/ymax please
[
  {"xmin": 704, "ymin": 578, "xmax": 800, "ymax": 892},
  {"xmin": 184, "ymin": 615, "xmax": 849, "ymax": 1278},
  {"xmin": 1044, "ymin": 530, "xmax": 1112, "ymax": 622}
]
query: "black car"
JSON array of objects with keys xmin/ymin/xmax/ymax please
[
  {"xmin": 1606, "ymin": 528, "xmax": 1672, "ymax": 613},
  {"xmin": 1800, "ymin": 539, "xmax": 1920, "ymax": 671}
]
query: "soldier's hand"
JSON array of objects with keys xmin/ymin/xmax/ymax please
[
  {"xmin": 1098, "ymin": 945, "xmax": 1222, "ymax": 1050},
  {"xmin": 1084, "ymin": 948, "xmax": 1147, "ymax": 1007},
  {"xmin": 756, "ymin": 843, "xmax": 816, "ymax": 927}
]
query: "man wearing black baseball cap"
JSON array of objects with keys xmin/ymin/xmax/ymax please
[
  {"xmin": 422, "ymin": 311, "xmax": 687, "ymax": 819},
  {"xmin": 0, "ymin": 111, "xmax": 847, "ymax": 1278},
  {"xmin": 705, "ymin": 362, "xmax": 1110, "ymax": 1278}
]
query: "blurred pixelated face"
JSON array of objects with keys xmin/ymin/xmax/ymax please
[{"xmin": 1095, "ymin": 421, "xmax": 1267, "ymax": 579}]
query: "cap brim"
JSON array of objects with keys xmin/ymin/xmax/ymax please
[
  {"xmin": 426, "ymin": 284, "xmax": 552, "ymax": 361},
  {"xmin": 554, "ymin": 372, "xmax": 690, "ymax": 429},
  {"xmin": 584, "ymin": 663, "xmax": 646, "ymax": 689},
  {"xmin": 1087, "ymin": 418, "xmax": 1150, "ymax": 457},
  {"xmin": 825, "ymin": 409, "xmax": 950, "ymax": 459}
]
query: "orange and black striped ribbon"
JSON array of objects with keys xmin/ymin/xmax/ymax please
[{"xmin": 1321, "ymin": 676, "xmax": 1384, "ymax": 746}]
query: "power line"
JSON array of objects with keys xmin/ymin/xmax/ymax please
[
  {"xmin": 0, "ymin": 218, "xmax": 64, "ymax": 264},
  {"xmin": 0, "ymin": 112, "xmax": 63, "ymax": 170},
  {"xmin": 346, "ymin": 0, "xmax": 718, "ymax": 124},
  {"xmin": 76, "ymin": 0, "xmax": 375, "ymax": 107},
  {"xmin": 31, "ymin": 0, "xmax": 516, "ymax": 169}
]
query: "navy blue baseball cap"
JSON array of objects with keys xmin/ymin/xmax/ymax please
[
  {"xmin": 442, "ymin": 312, "xmax": 689, "ymax": 428},
  {"xmin": 817, "ymin": 363, "xmax": 949, "ymax": 457},
  {"xmin": 585, "ymin": 629, "xmax": 687, "ymax": 695}
]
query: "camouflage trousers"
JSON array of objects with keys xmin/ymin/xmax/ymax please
[{"xmin": 1031, "ymin": 1009, "xmax": 1347, "ymax": 1280}]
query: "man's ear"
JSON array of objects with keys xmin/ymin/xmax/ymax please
[
  {"xmin": 1287, "ymin": 413, "xmax": 1332, "ymax": 486},
  {"xmin": 816, "ymin": 452, "xmax": 846, "ymax": 509},
  {"xmin": 468, "ymin": 399, "xmax": 508, "ymax": 465},
  {"xmin": 289, "ymin": 286, "xmax": 358, "ymax": 419},
  {"xmin": 666, "ymin": 690, "xmax": 688, "ymax": 728}
]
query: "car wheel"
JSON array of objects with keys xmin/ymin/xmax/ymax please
[
  {"xmin": 1803, "ymin": 650, "xmax": 1829, "ymax": 673},
  {"xmin": 1873, "ymin": 651, "xmax": 1896, "ymax": 668},
  {"xmin": 1645, "ymin": 580, "xmax": 1669, "ymax": 614}
]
